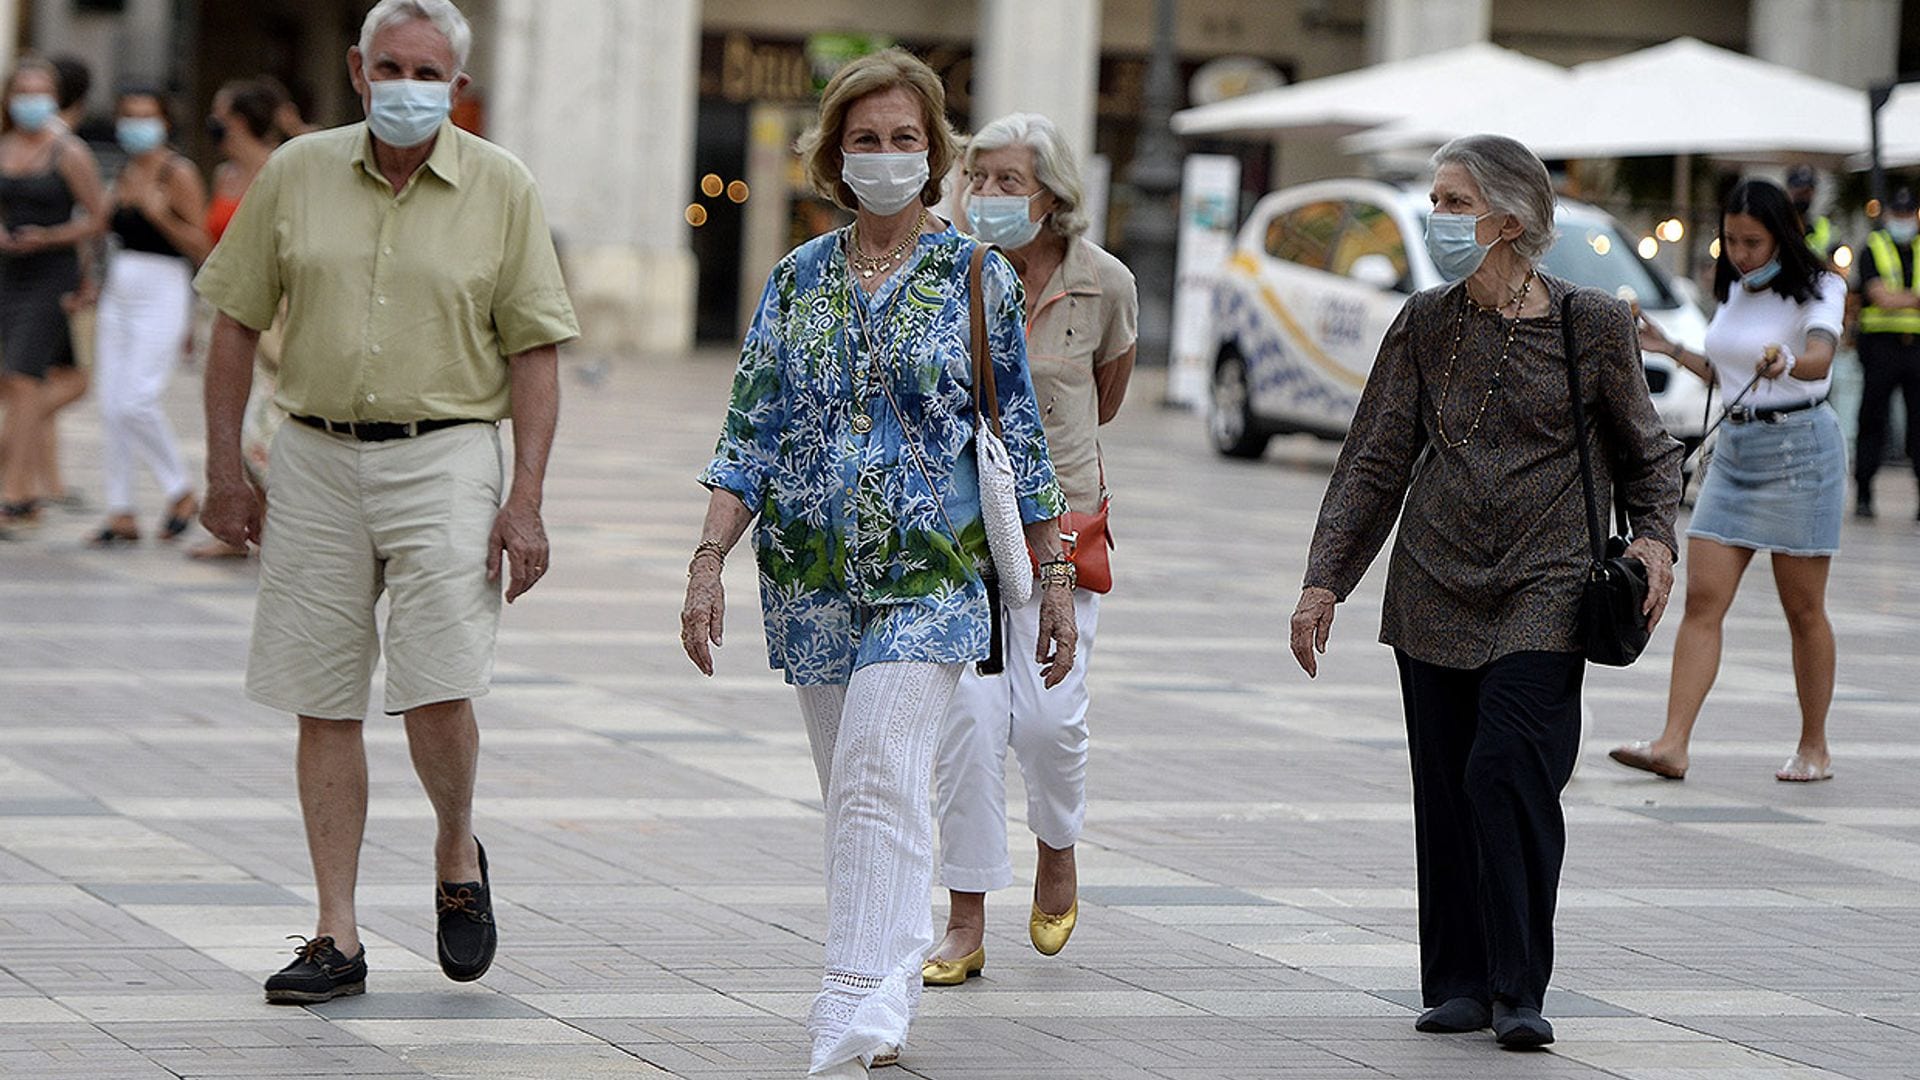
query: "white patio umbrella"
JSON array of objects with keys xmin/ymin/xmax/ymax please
[
  {"xmin": 1170, "ymin": 42, "xmax": 1566, "ymax": 140},
  {"xmin": 1857, "ymin": 83, "xmax": 1920, "ymax": 168},
  {"xmin": 1349, "ymin": 38, "xmax": 1872, "ymax": 160}
]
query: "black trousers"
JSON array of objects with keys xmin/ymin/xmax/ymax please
[
  {"xmin": 1395, "ymin": 648, "xmax": 1584, "ymax": 1012},
  {"xmin": 1854, "ymin": 333, "xmax": 1920, "ymax": 491}
]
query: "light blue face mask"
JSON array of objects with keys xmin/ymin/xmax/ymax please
[
  {"xmin": 116, "ymin": 117, "xmax": 167, "ymax": 155},
  {"xmin": 366, "ymin": 78, "xmax": 452, "ymax": 148},
  {"xmin": 967, "ymin": 192, "xmax": 1043, "ymax": 248},
  {"xmin": 1740, "ymin": 257, "xmax": 1781, "ymax": 289},
  {"xmin": 1425, "ymin": 211, "xmax": 1497, "ymax": 281},
  {"xmin": 8, "ymin": 93, "xmax": 57, "ymax": 133},
  {"xmin": 1887, "ymin": 217, "xmax": 1918, "ymax": 244}
]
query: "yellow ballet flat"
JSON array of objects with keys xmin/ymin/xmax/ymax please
[
  {"xmin": 1029, "ymin": 899, "xmax": 1077, "ymax": 956},
  {"xmin": 920, "ymin": 945, "xmax": 984, "ymax": 986}
]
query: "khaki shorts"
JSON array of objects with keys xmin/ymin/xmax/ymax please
[{"xmin": 248, "ymin": 420, "xmax": 504, "ymax": 720}]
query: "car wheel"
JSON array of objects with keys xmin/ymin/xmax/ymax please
[{"xmin": 1210, "ymin": 349, "xmax": 1272, "ymax": 460}]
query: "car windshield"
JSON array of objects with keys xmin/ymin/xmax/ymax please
[{"xmin": 1415, "ymin": 210, "xmax": 1682, "ymax": 309}]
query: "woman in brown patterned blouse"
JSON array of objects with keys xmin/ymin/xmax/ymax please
[{"xmin": 1289, "ymin": 135, "xmax": 1683, "ymax": 1049}]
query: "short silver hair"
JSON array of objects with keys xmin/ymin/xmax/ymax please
[
  {"xmin": 359, "ymin": 0, "xmax": 472, "ymax": 71},
  {"xmin": 966, "ymin": 112, "xmax": 1089, "ymax": 240},
  {"xmin": 1430, "ymin": 134, "xmax": 1557, "ymax": 262}
]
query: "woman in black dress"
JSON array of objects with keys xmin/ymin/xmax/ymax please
[{"xmin": 0, "ymin": 57, "xmax": 106, "ymax": 532}]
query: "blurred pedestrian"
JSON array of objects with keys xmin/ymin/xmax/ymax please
[
  {"xmin": 1849, "ymin": 186, "xmax": 1920, "ymax": 521},
  {"xmin": 188, "ymin": 77, "xmax": 289, "ymax": 559},
  {"xmin": 1614, "ymin": 179, "xmax": 1847, "ymax": 782},
  {"xmin": 924, "ymin": 111, "xmax": 1135, "ymax": 987},
  {"xmin": 680, "ymin": 49, "xmax": 1075, "ymax": 1079},
  {"xmin": 1787, "ymin": 165, "xmax": 1833, "ymax": 260},
  {"xmin": 34, "ymin": 54, "xmax": 95, "ymax": 510},
  {"xmin": 88, "ymin": 88, "xmax": 208, "ymax": 546},
  {"xmin": 257, "ymin": 76, "xmax": 318, "ymax": 139},
  {"xmin": 1291, "ymin": 135, "xmax": 1680, "ymax": 1048},
  {"xmin": 193, "ymin": 0, "xmax": 577, "ymax": 1004},
  {"xmin": 0, "ymin": 57, "xmax": 106, "ymax": 534}
]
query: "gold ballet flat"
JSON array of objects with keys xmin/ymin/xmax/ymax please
[
  {"xmin": 920, "ymin": 945, "xmax": 984, "ymax": 986},
  {"xmin": 1029, "ymin": 899, "xmax": 1077, "ymax": 956}
]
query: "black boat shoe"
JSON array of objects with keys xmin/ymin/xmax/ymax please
[
  {"xmin": 436, "ymin": 837, "xmax": 497, "ymax": 982},
  {"xmin": 264, "ymin": 935, "xmax": 366, "ymax": 1004}
]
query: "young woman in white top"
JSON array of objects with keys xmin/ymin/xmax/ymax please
[{"xmin": 1612, "ymin": 178, "xmax": 1846, "ymax": 783}]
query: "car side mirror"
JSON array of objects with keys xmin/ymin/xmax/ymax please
[{"xmin": 1348, "ymin": 253, "xmax": 1402, "ymax": 291}]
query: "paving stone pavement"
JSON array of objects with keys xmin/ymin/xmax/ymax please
[{"xmin": 2, "ymin": 351, "xmax": 1919, "ymax": 1080}]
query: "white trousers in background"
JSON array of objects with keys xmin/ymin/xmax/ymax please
[
  {"xmin": 794, "ymin": 661, "xmax": 964, "ymax": 1075},
  {"xmin": 96, "ymin": 251, "xmax": 194, "ymax": 514},
  {"xmin": 934, "ymin": 588, "xmax": 1101, "ymax": 892}
]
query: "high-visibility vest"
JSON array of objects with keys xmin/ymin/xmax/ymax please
[
  {"xmin": 1861, "ymin": 230, "xmax": 1920, "ymax": 335},
  {"xmin": 1805, "ymin": 214, "xmax": 1832, "ymax": 255}
]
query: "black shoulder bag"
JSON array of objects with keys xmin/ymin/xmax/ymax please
[{"xmin": 1561, "ymin": 292, "xmax": 1651, "ymax": 667}]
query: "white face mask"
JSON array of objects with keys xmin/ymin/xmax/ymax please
[
  {"xmin": 366, "ymin": 78, "xmax": 452, "ymax": 149},
  {"xmin": 967, "ymin": 192, "xmax": 1044, "ymax": 249},
  {"xmin": 841, "ymin": 151, "xmax": 929, "ymax": 216}
]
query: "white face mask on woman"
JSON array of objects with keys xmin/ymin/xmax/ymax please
[{"xmin": 842, "ymin": 151, "xmax": 929, "ymax": 216}]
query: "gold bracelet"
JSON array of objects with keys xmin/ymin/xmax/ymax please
[
  {"xmin": 689, "ymin": 540, "xmax": 726, "ymax": 575},
  {"xmin": 1039, "ymin": 559, "xmax": 1077, "ymax": 590}
]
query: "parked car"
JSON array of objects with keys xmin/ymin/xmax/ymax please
[{"xmin": 1206, "ymin": 178, "xmax": 1711, "ymax": 460}]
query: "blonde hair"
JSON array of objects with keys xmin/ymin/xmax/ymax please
[
  {"xmin": 797, "ymin": 48, "xmax": 961, "ymax": 212},
  {"xmin": 966, "ymin": 112, "xmax": 1090, "ymax": 239}
]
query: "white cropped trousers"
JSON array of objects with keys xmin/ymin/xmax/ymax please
[
  {"xmin": 934, "ymin": 587, "xmax": 1101, "ymax": 892},
  {"xmin": 794, "ymin": 660, "xmax": 964, "ymax": 1074}
]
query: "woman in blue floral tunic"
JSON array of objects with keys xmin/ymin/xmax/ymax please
[{"xmin": 678, "ymin": 50, "xmax": 1078, "ymax": 1080}]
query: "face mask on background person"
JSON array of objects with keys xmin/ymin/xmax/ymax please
[
  {"xmin": 1425, "ymin": 211, "xmax": 1498, "ymax": 281},
  {"xmin": 1888, "ymin": 217, "xmax": 1919, "ymax": 245},
  {"xmin": 116, "ymin": 117, "xmax": 167, "ymax": 155},
  {"xmin": 205, "ymin": 116, "xmax": 228, "ymax": 145},
  {"xmin": 8, "ymin": 93, "xmax": 58, "ymax": 132},
  {"xmin": 366, "ymin": 78, "xmax": 452, "ymax": 148},
  {"xmin": 967, "ymin": 192, "xmax": 1044, "ymax": 248},
  {"xmin": 841, "ymin": 151, "xmax": 929, "ymax": 216}
]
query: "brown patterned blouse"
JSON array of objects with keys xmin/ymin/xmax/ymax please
[{"xmin": 1303, "ymin": 273, "xmax": 1683, "ymax": 670}]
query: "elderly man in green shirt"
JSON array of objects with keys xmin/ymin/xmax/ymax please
[{"xmin": 194, "ymin": 0, "xmax": 578, "ymax": 1004}]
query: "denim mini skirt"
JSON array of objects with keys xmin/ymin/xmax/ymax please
[{"xmin": 1687, "ymin": 402, "xmax": 1845, "ymax": 557}]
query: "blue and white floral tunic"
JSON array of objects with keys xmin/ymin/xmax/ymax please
[{"xmin": 702, "ymin": 224, "xmax": 1066, "ymax": 685}]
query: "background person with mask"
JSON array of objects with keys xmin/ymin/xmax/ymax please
[
  {"xmin": 88, "ymin": 88, "xmax": 208, "ymax": 546},
  {"xmin": 1788, "ymin": 165, "xmax": 1834, "ymax": 261},
  {"xmin": 681, "ymin": 49, "xmax": 1074, "ymax": 1079},
  {"xmin": 924, "ymin": 110, "xmax": 1135, "ymax": 988},
  {"xmin": 1851, "ymin": 186, "xmax": 1920, "ymax": 520},
  {"xmin": 0, "ymin": 56, "xmax": 106, "ymax": 535}
]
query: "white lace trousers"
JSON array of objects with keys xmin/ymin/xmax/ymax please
[
  {"xmin": 795, "ymin": 660, "xmax": 964, "ymax": 1074},
  {"xmin": 933, "ymin": 588, "xmax": 1100, "ymax": 892}
]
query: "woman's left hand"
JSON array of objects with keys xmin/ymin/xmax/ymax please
[
  {"xmin": 1624, "ymin": 537, "xmax": 1675, "ymax": 631},
  {"xmin": 1755, "ymin": 344, "xmax": 1795, "ymax": 380},
  {"xmin": 1035, "ymin": 582, "xmax": 1079, "ymax": 688}
]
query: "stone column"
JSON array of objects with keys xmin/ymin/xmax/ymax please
[
  {"xmin": 1365, "ymin": 0, "xmax": 1490, "ymax": 64},
  {"xmin": 1749, "ymin": 0, "xmax": 1898, "ymax": 89},
  {"xmin": 489, "ymin": 0, "xmax": 700, "ymax": 357},
  {"xmin": 0, "ymin": 0, "xmax": 18, "ymax": 78},
  {"xmin": 973, "ymin": 0, "xmax": 1100, "ymax": 160}
]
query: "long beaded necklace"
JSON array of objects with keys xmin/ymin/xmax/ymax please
[
  {"xmin": 1433, "ymin": 269, "xmax": 1535, "ymax": 450},
  {"xmin": 848, "ymin": 209, "xmax": 927, "ymax": 279}
]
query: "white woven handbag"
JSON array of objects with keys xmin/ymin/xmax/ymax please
[{"xmin": 966, "ymin": 246, "xmax": 1034, "ymax": 610}]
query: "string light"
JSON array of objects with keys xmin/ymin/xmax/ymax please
[
  {"xmin": 1709, "ymin": 238, "xmax": 1722, "ymax": 259},
  {"xmin": 1656, "ymin": 218, "xmax": 1685, "ymax": 243},
  {"xmin": 1638, "ymin": 236, "xmax": 1659, "ymax": 259},
  {"xmin": 1834, "ymin": 245, "xmax": 1854, "ymax": 269}
]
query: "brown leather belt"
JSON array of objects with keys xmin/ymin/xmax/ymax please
[{"xmin": 292, "ymin": 415, "xmax": 490, "ymax": 442}]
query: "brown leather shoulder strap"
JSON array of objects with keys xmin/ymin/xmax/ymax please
[{"xmin": 969, "ymin": 243, "xmax": 1004, "ymax": 437}]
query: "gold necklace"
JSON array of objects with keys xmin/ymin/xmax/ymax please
[
  {"xmin": 849, "ymin": 209, "xmax": 926, "ymax": 279},
  {"xmin": 1434, "ymin": 270, "xmax": 1535, "ymax": 450}
]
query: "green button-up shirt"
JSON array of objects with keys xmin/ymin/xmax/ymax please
[{"xmin": 194, "ymin": 121, "xmax": 579, "ymax": 423}]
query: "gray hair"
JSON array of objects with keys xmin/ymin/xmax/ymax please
[
  {"xmin": 1430, "ymin": 134, "xmax": 1557, "ymax": 262},
  {"xmin": 359, "ymin": 0, "xmax": 473, "ymax": 71},
  {"xmin": 966, "ymin": 112, "xmax": 1089, "ymax": 239}
]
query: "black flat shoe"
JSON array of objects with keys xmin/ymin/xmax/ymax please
[
  {"xmin": 89, "ymin": 525, "xmax": 139, "ymax": 547},
  {"xmin": 1415, "ymin": 996, "xmax": 1491, "ymax": 1033},
  {"xmin": 264, "ymin": 935, "xmax": 366, "ymax": 1004},
  {"xmin": 436, "ymin": 837, "xmax": 497, "ymax": 982},
  {"xmin": 1493, "ymin": 1001, "xmax": 1555, "ymax": 1049}
]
